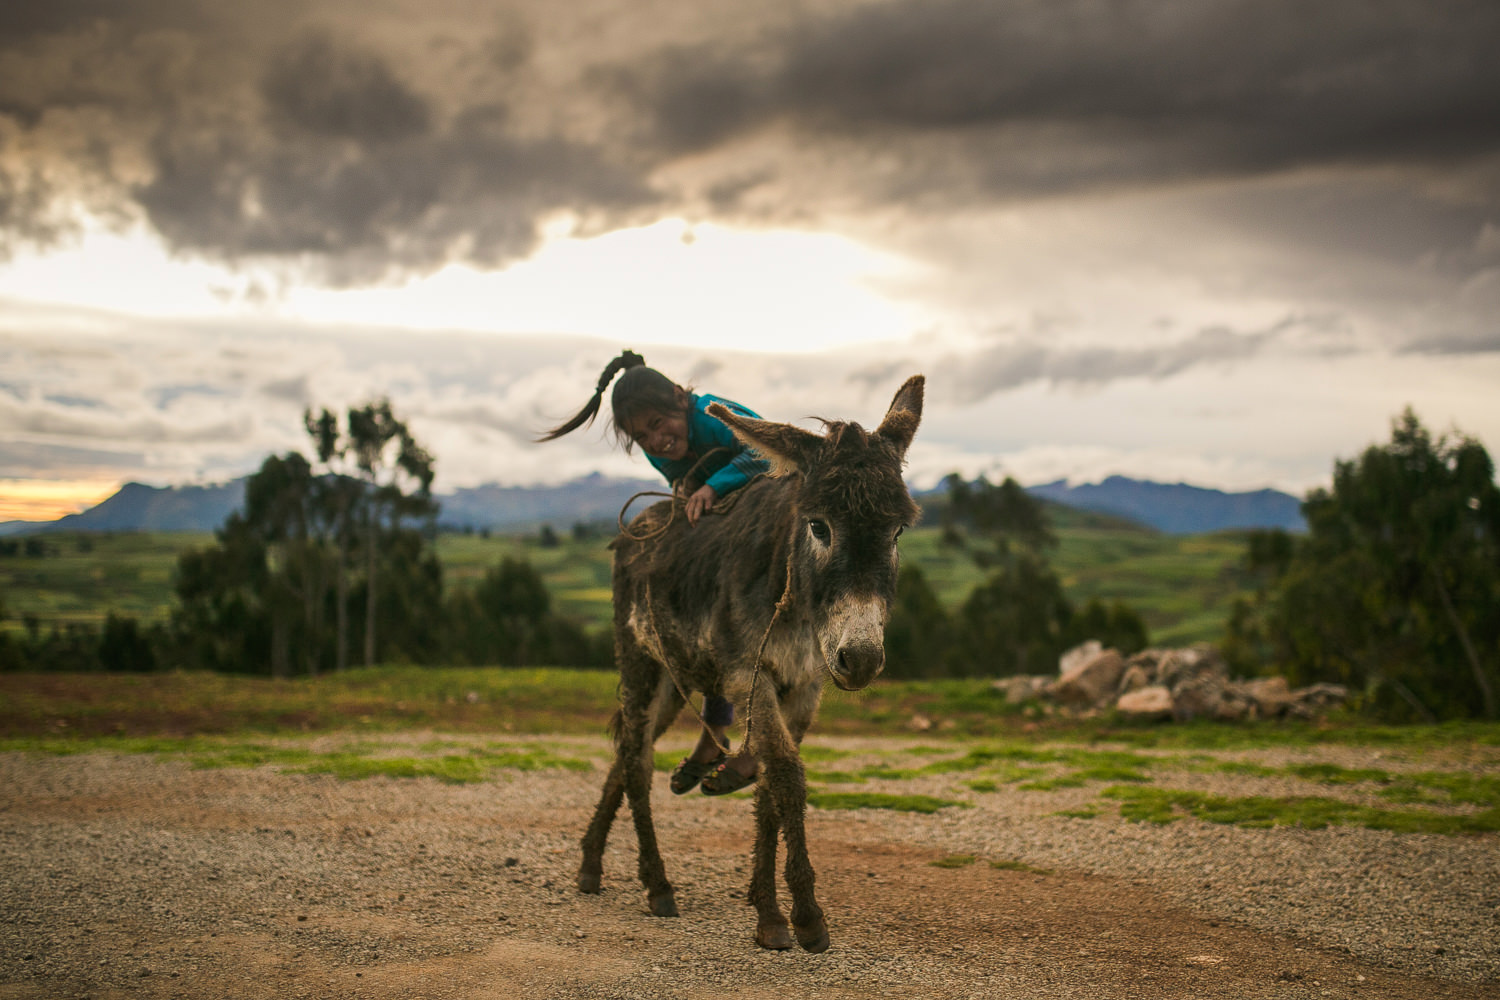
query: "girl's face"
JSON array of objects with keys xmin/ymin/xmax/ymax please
[{"xmin": 622, "ymin": 404, "xmax": 690, "ymax": 461}]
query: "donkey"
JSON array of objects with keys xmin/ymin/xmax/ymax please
[{"xmin": 576, "ymin": 375, "xmax": 923, "ymax": 953}]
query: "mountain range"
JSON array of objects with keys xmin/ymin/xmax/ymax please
[
  {"xmin": 1027, "ymin": 475, "xmax": 1306, "ymax": 534},
  {"xmin": 0, "ymin": 472, "xmax": 1306, "ymax": 537}
]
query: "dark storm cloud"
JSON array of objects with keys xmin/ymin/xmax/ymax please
[
  {"xmin": 624, "ymin": 0, "xmax": 1500, "ymax": 193},
  {"xmin": 0, "ymin": 0, "xmax": 208, "ymax": 46},
  {"xmin": 121, "ymin": 30, "xmax": 658, "ymax": 281},
  {"xmin": 0, "ymin": 8, "xmax": 659, "ymax": 279},
  {"xmin": 2, "ymin": 0, "xmax": 1498, "ymax": 283},
  {"xmin": 263, "ymin": 35, "xmax": 433, "ymax": 144}
]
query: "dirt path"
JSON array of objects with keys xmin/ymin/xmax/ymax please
[{"xmin": 1, "ymin": 738, "xmax": 1496, "ymax": 999}]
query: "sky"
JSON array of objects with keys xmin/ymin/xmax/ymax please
[{"xmin": 3, "ymin": 0, "xmax": 1499, "ymax": 522}]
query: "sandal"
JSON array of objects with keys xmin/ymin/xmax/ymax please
[
  {"xmin": 700, "ymin": 759, "xmax": 758, "ymax": 796},
  {"xmin": 669, "ymin": 753, "xmax": 725, "ymax": 795}
]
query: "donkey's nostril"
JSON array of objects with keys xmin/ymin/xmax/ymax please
[{"xmin": 832, "ymin": 642, "xmax": 884, "ymax": 690}]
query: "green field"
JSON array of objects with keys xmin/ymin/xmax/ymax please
[
  {"xmin": 1, "ymin": 517, "xmax": 1258, "ymax": 647},
  {"xmin": 0, "ymin": 532, "xmax": 214, "ymax": 628}
]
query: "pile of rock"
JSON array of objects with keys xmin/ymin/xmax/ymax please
[{"xmin": 995, "ymin": 641, "xmax": 1348, "ymax": 721}]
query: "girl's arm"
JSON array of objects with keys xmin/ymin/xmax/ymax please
[{"xmin": 695, "ymin": 396, "xmax": 770, "ymax": 498}]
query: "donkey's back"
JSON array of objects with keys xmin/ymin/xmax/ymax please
[{"xmin": 608, "ymin": 473, "xmax": 797, "ymax": 708}]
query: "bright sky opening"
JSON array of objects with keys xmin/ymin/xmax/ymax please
[
  {"xmin": 0, "ymin": 219, "xmax": 923, "ymax": 355},
  {"xmin": 0, "ymin": 479, "xmax": 120, "ymax": 522}
]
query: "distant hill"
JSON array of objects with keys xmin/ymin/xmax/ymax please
[
  {"xmin": 0, "ymin": 472, "xmax": 663, "ymax": 537},
  {"xmin": 1, "ymin": 472, "xmax": 1306, "ymax": 537},
  {"xmin": 1026, "ymin": 475, "xmax": 1305, "ymax": 534},
  {"xmin": 1, "ymin": 481, "xmax": 247, "ymax": 536},
  {"xmin": 437, "ymin": 473, "xmax": 662, "ymax": 531}
]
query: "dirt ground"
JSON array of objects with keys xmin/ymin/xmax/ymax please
[{"xmin": 1, "ymin": 739, "xmax": 1496, "ymax": 1000}]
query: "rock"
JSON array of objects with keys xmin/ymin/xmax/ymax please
[
  {"xmin": 1211, "ymin": 693, "xmax": 1252, "ymax": 721},
  {"xmin": 993, "ymin": 675, "xmax": 1048, "ymax": 704},
  {"xmin": 1117, "ymin": 663, "xmax": 1153, "ymax": 696},
  {"xmin": 1123, "ymin": 649, "xmax": 1169, "ymax": 684},
  {"xmin": 1290, "ymin": 682, "xmax": 1350, "ymax": 716},
  {"xmin": 1115, "ymin": 685, "xmax": 1174, "ymax": 720},
  {"xmin": 1170, "ymin": 672, "xmax": 1228, "ymax": 721},
  {"xmin": 1157, "ymin": 645, "xmax": 1228, "ymax": 689},
  {"xmin": 1239, "ymin": 676, "xmax": 1293, "ymax": 718},
  {"xmin": 908, "ymin": 713, "xmax": 934, "ymax": 732},
  {"xmin": 1058, "ymin": 640, "xmax": 1104, "ymax": 676},
  {"xmin": 1048, "ymin": 647, "xmax": 1125, "ymax": 707}
]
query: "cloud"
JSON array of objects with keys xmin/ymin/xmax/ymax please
[
  {"xmin": 0, "ymin": 8, "xmax": 660, "ymax": 280},
  {"xmin": 262, "ymin": 34, "xmax": 433, "ymax": 145},
  {"xmin": 618, "ymin": 0, "xmax": 1500, "ymax": 204},
  {"xmin": 4, "ymin": 0, "xmax": 1497, "ymax": 283},
  {"xmin": 851, "ymin": 320, "xmax": 1285, "ymax": 405}
]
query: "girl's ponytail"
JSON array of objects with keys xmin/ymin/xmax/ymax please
[{"xmin": 537, "ymin": 350, "xmax": 646, "ymax": 442}]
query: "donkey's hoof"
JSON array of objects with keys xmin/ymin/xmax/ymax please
[
  {"xmin": 794, "ymin": 918, "xmax": 830, "ymax": 954},
  {"xmin": 576, "ymin": 870, "xmax": 601, "ymax": 894},
  {"xmin": 648, "ymin": 892, "xmax": 678, "ymax": 917},
  {"xmin": 756, "ymin": 922, "xmax": 795, "ymax": 950}
]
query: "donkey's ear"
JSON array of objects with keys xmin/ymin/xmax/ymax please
[
  {"xmin": 708, "ymin": 403, "xmax": 823, "ymax": 477},
  {"xmin": 875, "ymin": 375, "xmax": 924, "ymax": 457}
]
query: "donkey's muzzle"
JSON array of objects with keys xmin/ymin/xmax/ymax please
[{"xmin": 832, "ymin": 639, "xmax": 885, "ymax": 691}]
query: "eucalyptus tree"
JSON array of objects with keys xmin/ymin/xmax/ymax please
[
  {"xmin": 241, "ymin": 452, "xmax": 316, "ymax": 677},
  {"xmin": 304, "ymin": 399, "xmax": 436, "ymax": 669}
]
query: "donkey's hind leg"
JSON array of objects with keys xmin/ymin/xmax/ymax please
[
  {"xmin": 577, "ymin": 678, "xmax": 684, "ymax": 900},
  {"xmin": 577, "ymin": 718, "xmax": 625, "ymax": 895},
  {"xmin": 617, "ymin": 669, "xmax": 683, "ymax": 916}
]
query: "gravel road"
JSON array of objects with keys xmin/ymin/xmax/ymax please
[{"xmin": 2, "ymin": 733, "xmax": 1497, "ymax": 999}]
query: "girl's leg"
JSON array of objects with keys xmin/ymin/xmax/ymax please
[
  {"xmin": 704, "ymin": 696, "xmax": 757, "ymax": 780},
  {"xmin": 688, "ymin": 723, "xmax": 729, "ymax": 763},
  {"xmin": 690, "ymin": 695, "xmax": 735, "ymax": 762}
]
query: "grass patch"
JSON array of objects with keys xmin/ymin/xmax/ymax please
[
  {"xmin": 1287, "ymin": 763, "xmax": 1392, "ymax": 785},
  {"xmin": 1379, "ymin": 771, "xmax": 1500, "ymax": 808},
  {"xmin": 931, "ymin": 854, "xmax": 977, "ymax": 868},
  {"xmin": 1103, "ymin": 785, "xmax": 1500, "ymax": 835},
  {"xmin": 990, "ymin": 859, "xmax": 1053, "ymax": 875},
  {"xmin": 0, "ymin": 667, "xmax": 622, "ymax": 737},
  {"xmin": 1101, "ymin": 718, "xmax": 1500, "ymax": 752},
  {"xmin": 0, "ymin": 733, "xmax": 595, "ymax": 784},
  {"xmin": 293, "ymin": 753, "xmax": 491, "ymax": 784},
  {"xmin": 799, "ymin": 745, "xmax": 855, "ymax": 763},
  {"xmin": 807, "ymin": 791, "xmax": 969, "ymax": 814},
  {"xmin": 1202, "ymin": 759, "xmax": 1281, "ymax": 778},
  {"xmin": 1052, "ymin": 807, "xmax": 1100, "ymax": 819}
]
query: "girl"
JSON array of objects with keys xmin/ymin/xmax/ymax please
[{"xmin": 539, "ymin": 350, "xmax": 765, "ymax": 795}]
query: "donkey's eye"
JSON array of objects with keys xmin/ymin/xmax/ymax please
[
  {"xmin": 894, "ymin": 525, "xmax": 905, "ymax": 541},
  {"xmin": 808, "ymin": 519, "xmax": 831, "ymax": 544}
]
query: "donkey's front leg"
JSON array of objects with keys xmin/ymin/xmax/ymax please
[
  {"xmin": 748, "ymin": 682, "xmax": 829, "ymax": 953},
  {"xmin": 749, "ymin": 783, "xmax": 793, "ymax": 950},
  {"xmin": 765, "ymin": 751, "xmax": 827, "ymax": 952}
]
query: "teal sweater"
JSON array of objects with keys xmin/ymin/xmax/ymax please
[{"xmin": 645, "ymin": 393, "xmax": 769, "ymax": 497}]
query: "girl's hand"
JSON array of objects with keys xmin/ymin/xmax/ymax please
[{"xmin": 685, "ymin": 485, "xmax": 717, "ymax": 525}]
